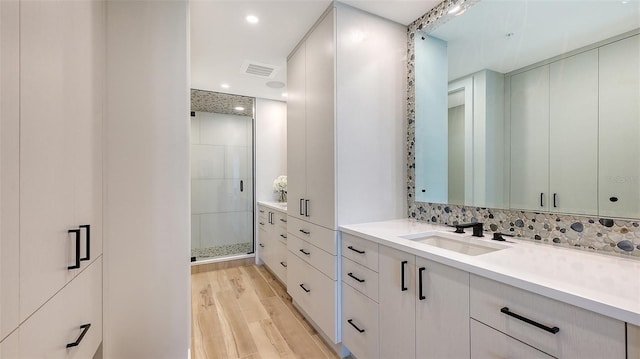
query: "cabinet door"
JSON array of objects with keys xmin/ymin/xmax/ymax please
[
  {"xmin": 20, "ymin": 0, "xmax": 102, "ymax": 321},
  {"xmin": 304, "ymin": 11, "xmax": 335, "ymax": 230},
  {"xmin": 1, "ymin": 0, "xmax": 20, "ymax": 339},
  {"xmin": 550, "ymin": 49, "xmax": 598, "ymax": 215},
  {"xmin": 470, "ymin": 319, "xmax": 553, "ymax": 359},
  {"xmin": 629, "ymin": 323, "xmax": 640, "ymax": 359},
  {"xmin": 415, "ymin": 257, "xmax": 470, "ymax": 359},
  {"xmin": 0, "ymin": 329, "xmax": 19, "ymax": 359},
  {"xmin": 510, "ymin": 65, "xmax": 550, "ymax": 212},
  {"xmin": 378, "ymin": 245, "xmax": 415, "ymax": 359},
  {"xmin": 287, "ymin": 43, "xmax": 307, "ymax": 220},
  {"xmin": 599, "ymin": 34, "xmax": 640, "ymax": 218}
]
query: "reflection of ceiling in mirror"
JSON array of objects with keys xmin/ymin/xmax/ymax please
[{"xmin": 429, "ymin": 0, "xmax": 640, "ymax": 81}]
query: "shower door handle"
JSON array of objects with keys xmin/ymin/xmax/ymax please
[{"xmin": 240, "ymin": 180, "xmax": 244, "ymax": 192}]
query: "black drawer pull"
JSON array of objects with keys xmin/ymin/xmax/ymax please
[
  {"xmin": 401, "ymin": 260, "xmax": 408, "ymax": 291},
  {"xmin": 259, "ymin": 222, "xmax": 265, "ymax": 226},
  {"xmin": 347, "ymin": 319, "xmax": 365, "ymax": 333},
  {"xmin": 299, "ymin": 248, "xmax": 310, "ymax": 255},
  {"xmin": 280, "ymin": 261, "xmax": 287, "ymax": 268},
  {"xmin": 418, "ymin": 267, "xmax": 426, "ymax": 300},
  {"xmin": 553, "ymin": 193, "xmax": 558, "ymax": 208},
  {"xmin": 347, "ymin": 245, "xmax": 365, "ymax": 254},
  {"xmin": 540, "ymin": 192, "xmax": 544, "ymax": 207},
  {"xmin": 299, "ymin": 284, "xmax": 310, "ymax": 293},
  {"xmin": 68, "ymin": 229, "xmax": 81, "ymax": 270},
  {"xmin": 66, "ymin": 323, "xmax": 91, "ymax": 348},
  {"xmin": 79, "ymin": 224, "xmax": 90, "ymax": 261},
  {"xmin": 280, "ymin": 218, "xmax": 287, "ymax": 223},
  {"xmin": 280, "ymin": 234, "xmax": 287, "ymax": 239},
  {"xmin": 299, "ymin": 229, "xmax": 310, "ymax": 235},
  {"xmin": 348, "ymin": 272, "xmax": 365, "ymax": 283},
  {"xmin": 500, "ymin": 307, "xmax": 559, "ymax": 334},
  {"xmin": 259, "ymin": 243, "xmax": 264, "ymax": 248}
]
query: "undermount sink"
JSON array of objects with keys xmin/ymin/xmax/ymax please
[{"xmin": 399, "ymin": 232, "xmax": 507, "ymax": 256}]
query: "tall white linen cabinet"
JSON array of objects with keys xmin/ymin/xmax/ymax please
[
  {"xmin": 1, "ymin": 0, "xmax": 104, "ymax": 357},
  {"xmin": 286, "ymin": 2, "xmax": 407, "ymax": 351}
]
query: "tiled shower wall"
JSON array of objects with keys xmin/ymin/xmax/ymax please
[{"xmin": 406, "ymin": 0, "xmax": 640, "ymax": 258}]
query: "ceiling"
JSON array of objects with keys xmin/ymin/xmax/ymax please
[{"xmin": 190, "ymin": 0, "xmax": 440, "ymax": 101}]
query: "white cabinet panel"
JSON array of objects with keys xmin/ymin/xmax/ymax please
[
  {"xmin": 510, "ymin": 65, "xmax": 550, "ymax": 212},
  {"xmin": 0, "ymin": 330, "xmax": 18, "ymax": 359},
  {"xmin": 20, "ymin": 258, "xmax": 102, "ymax": 359},
  {"xmin": 19, "ymin": 0, "xmax": 104, "ymax": 322},
  {"xmin": 599, "ymin": 34, "xmax": 640, "ymax": 218},
  {"xmin": 415, "ymin": 256, "xmax": 470, "ymax": 359},
  {"xmin": 342, "ymin": 284, "xmax": 378, "ymax": 359},
  {"xmin": 1, "ymin": 0, "xmax": 20, "ymax": 340},
  {"xmin": 549, "ymin": 50, "xmax": 598, "ymax": 215},
  {"xmin": 341, "ymin": 257, "xmax": 378, "ymax": 302},
  {"xmin": 629, "ymin": 323, "xmax": 640, "ymax": 359},
  {"xmin": 471, "ymin": 319, "xmax": 553, "ymax": 359},
  {"xmin": 286, "ymin": 43, "xmax": 307, "ymax": 222}
]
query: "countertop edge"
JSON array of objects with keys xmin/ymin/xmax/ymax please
[{"xmin": 257, "ymin": 201, "xmax": 287, "ymax": 213}]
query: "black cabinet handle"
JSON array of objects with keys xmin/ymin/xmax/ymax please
[
  {"xmin": 305, "ymin": 200, "xmax": 310, "ymax": 217},
  {"xmin": 418, "ymin": 267, "xmax": 426, "ymax": 300},
  {"xmin": 401, "ymin": 260, "xmax": 408, "ymax": 291},
  {"xmin": 269, "ymin": 212, "xmax": 273, "ymax": 224},
  {"xmin": 280, "ymin": 261, "xmax": 287, "ymax": 268},
  {"xmin": 68, "ymin": 229, "xmax": 81, "ymax": 270},
  {"xmin": 299, "ymin": 248, "xmax": 310, "ymax": 256},
  {"xmin": 347, "ymin": 245, "xmax": 365, "ymax": 254},
  {"xmin": 553, "ymin": 193, "xmax": 557, "ymax": 208},
  {"xmin": 79, "ymin": 224, "xmax": 90, "ymax": 261},
  {"xmin": 280, "ymin": 234, "xmax": 287, "ymax": 239},
  {"xmin": 300, "ymin": 199, "xmax": 304, "ymax": 216},
  {"xmin": 347, "ymin": 319, "xmax": 365, "ymax": 333},
  {"xmin": 240, "ymin": 180, "xmax": 244, "ymax": 192},
  {"xmin": 299, "ymin": 283, "xmax": 310, "ymax": 293},
  {"xmin": 500, "ymin": 307, "xmax": 559, "ymax": 334},
  {"xmin": 259, "ymin": 243, "xmax": 264, "ymax": 248},
  {"xmin": 540, "ymin": 193, "xmax": 544, "ymax": 207},
  {"xmin": 299, "ymin": 229, "xmax": 310, "ymax": 235},
  {"xmin": 259, "ymin": 209, "xmax": 265, "ymax": 213},
  {"xmin": 259, "ymin": 222, "xmax": 265, "ymax": 226},
  {"xmin": 280, "ymin": 218, "xmax": 287, "ymax": 223},
  {"xmin": 348, "ymin": 272, "xmax": 365, "ymax": 283},
  {"xmin": 66, "ymin": 323, "xmax": 91, "ymax": 348}
]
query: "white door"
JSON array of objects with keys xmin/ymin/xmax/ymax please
[
  {"xmin": 550, "ymin": 49, "xmax": 598, "ymax": 215},
  {"xmin": 599, "ymin": 34, "xmax": 640, "ymax": 218},
  {"xmin": 415, "ymin": 257, "xmax": 470, "ymax": 359},
  {"xmin": 304, "ymin": 11, "xmax": 336, "ymax": 230},
  {"xmin": 378, "ymin": 246, "xmax": 416, "ymax": 359},
  {"xmin": 287, "ymin": 43, "xmax": 307, "ymax": 220},
  {"xmin": 510, "ymin": 65, "xmax": 550, "ymax": 211}
]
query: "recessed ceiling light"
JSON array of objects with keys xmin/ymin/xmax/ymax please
[
  {"xmin": 221, "ymin": 83, "xmax": 230, "ymax": 89},
  {"xmin": 448, "ymin": 5, "xmax": 461, "ymax": 14},
  {"xmin": 235, "ymin": 106, "xmax": 245, "ymax": 111},
  {"xmin": 282, "ymin": 93, "xmax": 288, "ymax": 98},
  {"xmin": 246, "ymin": 15, "xmax": 259, "ymax": 24},
  {"xmin": 266, "ymin": 81, "xmax": 285, "ymax": 89}
]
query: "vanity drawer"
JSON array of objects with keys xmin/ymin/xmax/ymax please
[
  {"xmin": 258, "ymin": 206, "xmax": 268, "ymax": 221},
  {"xmin": 341, "ymin": 233, "xmax": 378, "ymax": 272},
  {"xmin": 470, "ymin": 274, "xmax": 625, "ymax": 358},
  {"xmin": 342, "ymin": 257, "xmax": 378, "ymax": 302},
  {"xmin": 268, "ymin": 239, "xmax": 287, "ymax": 285},
  {"xmin": 288, "ymin": 216, "xmax": 336, "ymax": 255},
  {"xmin": 273, "ymin": 210, "xmax": 287, "ymax": 230},
  {"xmin": 287, "ymin": 252, "xmax": 337, "ymax": 343},
  {"xmin": 471, "ymin": 319, "xmax": 552, "ymax": 359},
  {"xmin": 342, "ymin": 282, "xmax": 379, "ymax": 359},
  {"xmin": 288, "ymin": 233, "xmax": 336, "ymax": 280},
  {"xmin": 276, "ymin": 226, "xmax": 288, "ymax": 244}
]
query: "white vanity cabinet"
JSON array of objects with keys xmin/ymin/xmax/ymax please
[
  {"xmin": 599, "ymin": 34, "xmax": 640, "ymax": 219},
  {"xmin": 258, "ymin": 204, "xmax": 288, "ymax": 285},
  {"xmin": 470, "ymin": 274, "xmax": 626, "ymax": 358},
  {"xmin": 286, "ymin": 2, "xmax": 406, "ymax": 347},
  {"xmin": 510, "ymin": 49, "xmax": 598, "ymax": 215}
]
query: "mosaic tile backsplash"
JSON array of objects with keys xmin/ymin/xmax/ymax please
[{"xmin": 405, "ymin": 0, "xmax": 639, "ymax": 259}]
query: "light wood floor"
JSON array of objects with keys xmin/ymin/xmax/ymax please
[{"xmin": 191, "ymin": 264, "xmax": 340, "ymax": 359}]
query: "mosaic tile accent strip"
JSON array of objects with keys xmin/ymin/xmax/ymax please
[
  {"xmin": 191, "ymin": 89, "xmax": 254, "ymax": 116},
  {"xmin": 191, "ymin": 242, "xmax": 253, "ymax": 261},
  {"xmin": 405, "ymin": 0, "xmax": 639, "ymax": 259}
]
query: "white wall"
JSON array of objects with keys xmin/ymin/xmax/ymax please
[
  {"xmin": 105, "ymin": 1, "xmax": 190, "ymax": 357},
  {"xmin": 255, "ymin": 98, "xmax": 287, "ymax": 202}
]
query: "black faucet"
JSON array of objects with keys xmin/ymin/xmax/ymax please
[
  {"xmin": 453, "ymin": 222, "xmax": 484, "ymax": 237},
  {"xmin": 492, "ymin": 232, "xmax": 515, "ymax": 241}
]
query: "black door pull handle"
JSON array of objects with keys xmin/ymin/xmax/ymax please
[
  {"xmin": 553, "ymin": 193, "xmax": 557, "ymax": 208},
  {"xmin": 418, "ymin": 267, "xmax": 426, "ymax": 300},
  {"xmin": 299, "ymin": 249, "xmax": 310, "ymax": 256},
  {"xmin": 299, "ymin": 283, "xmax": 310, "ymax": 293},
  {"xmin": 304, "ymin": 200, "xmax": 310, "ymax": 217},
  {"xmin": 401, "ymin": 260, "xmax": 408, "ymax": 291},
  {"xmin": 500, "ymin": 307, "xmax": 559, "ymax": 334},
  {"xmin": 347, "ymin": 272, "xmax": 365, "ymax": 283},
  {"xmin": 79, "ymin": 224, "xmax": 90, "ymax": 261},
  {"xmin": 540, "ymin": 192, "xmax": 544, "ymax": 207},
  {"xmin": 66, "ymin": 323, "xmax": 91, "ymax": 348},
  {"xmin": 347, "ymin": 319, "xmax": 365, "ymax": 333},
  {"xmin": 300, "ymin": 199, "xmax": 304, "ymax": 216},
  {"xmin": 240, "ymin": 180, "xmax": 244, "ymax": 192},
  {"xmin": 347, "ymin": 246, "xmax": 365, "ymax": 254},
  {"xmin": 68, "ymin": 229, "xmax": 81, "ymax": 270}
]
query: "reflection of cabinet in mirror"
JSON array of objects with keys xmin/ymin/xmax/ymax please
[{"xmin": 510, "ymin": 49, "xmax": 598, "ymax": 215}]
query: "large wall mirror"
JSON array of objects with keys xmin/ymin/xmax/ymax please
[{"xmin": 415, "ymin": 0, "xmax": 640, "ymax": 219}]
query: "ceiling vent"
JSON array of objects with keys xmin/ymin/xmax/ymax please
[{"xmin": 241, "ymin": 61, "xmax": 279, "ymax": 79}]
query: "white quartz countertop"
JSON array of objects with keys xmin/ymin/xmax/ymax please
[
  {"xmin": 339, "ymin": 219, "xmax": 640, "ymax": 326},
  {"xmin": 257, "ymin": 201, "xmax": 287, "ymax": 213}
]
